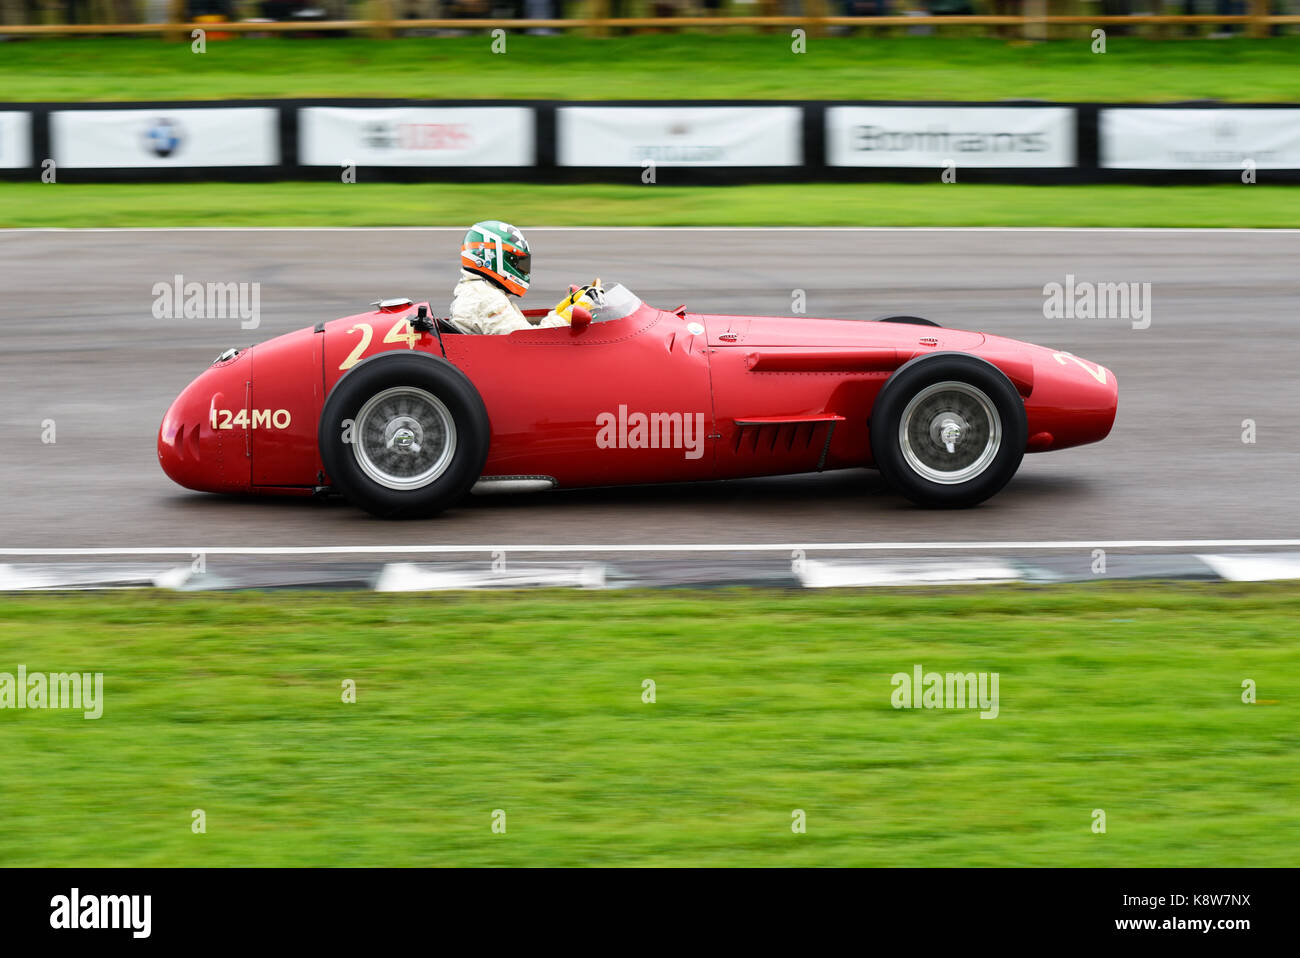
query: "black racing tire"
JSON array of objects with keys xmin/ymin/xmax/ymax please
[
  {"xmin": 875, "ymin": 315, "xmax": 942, "ymax": 328},
  {"xmin": 870, "ymin": 353, "xmax": 1026, "ymax": 508},
  {"xmin": 318, "ymin": 352, "xmax": 489, "ymax": 518}
]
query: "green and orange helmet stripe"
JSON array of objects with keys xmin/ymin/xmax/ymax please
[{"xmin": 460, "ymin": 220, "xmax": 531, "ymax": 296}]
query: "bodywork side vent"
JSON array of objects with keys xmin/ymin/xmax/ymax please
[{"xmin": 732, "ymin": 415, "xmax": 846, "ymax": 471}]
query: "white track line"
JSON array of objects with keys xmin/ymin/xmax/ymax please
[
  {"xmin": 4, "ymin": 227, "xmax": 1300, "ymax": 234},
  {"xmin": 4, "ymin": 540, "xmax": 1300, "ymax": 557}
]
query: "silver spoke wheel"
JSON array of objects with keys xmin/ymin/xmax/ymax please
[
  {"xmin": 898, "ymin": 381, "xmax": 1002, "ymax": 485},
  {"xmin": 352, "ymin": 386, "xmax": 457, "ymax": 491}
]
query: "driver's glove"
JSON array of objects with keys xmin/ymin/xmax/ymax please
[{"xmin": 553, "ymin": 279, "xmax": 605, "ymax": 322}]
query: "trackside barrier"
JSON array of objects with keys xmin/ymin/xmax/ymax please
[{"xmin": 3, "ymin": 99, "xmax": 1300, "ymax": 184}]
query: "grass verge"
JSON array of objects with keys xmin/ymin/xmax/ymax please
[
  {"xmin": 0, "ymin": 582, "xmax": 1297, "ymax": 866},
  {"xmin": 3, "ymin": 182, "xmax": 1300, "ymax": 228},
  {"xmin": 2, "ymin": 36, "xmax": 1299, "ymax": 103}
]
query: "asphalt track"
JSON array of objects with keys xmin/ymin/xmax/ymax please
[{"xmin": 1, "ymin": 227, "xmax": 1298, "ymax": 553}]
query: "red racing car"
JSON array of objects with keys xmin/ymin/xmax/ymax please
[{"xmin": 158, "ymin": 284, "xmax": 1117, "ymax": 517}]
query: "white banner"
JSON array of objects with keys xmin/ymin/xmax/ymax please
[
  {"xmin": 0, "ymin": 112, "xmax": 32, "ymax": 169},
  {"xmin": 51, "ymin": 108, "xmax": 278, "ymax": 168},
  {"xmin": 1101, "ymin": 108, "xmax": 1300, "ymax": 170},
  {"xmin": 299, "ymin": 106, "xmax": 534, "ymax": 167},
  {"xmin": 827, "ymin": 106, "xmax": 1076, "ymax": 168},
  {"xmin": 558, "ymin": 106, "xmax": 802, "ymax": 167}
]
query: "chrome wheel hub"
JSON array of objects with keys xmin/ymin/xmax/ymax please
[
  {"xmin": 386, "ymin": 417, "xmax": 423, "ymax": 455},
  {"xmin": 932, "ymin": 413, "xmax": 968, "ymax": 455},
  {"xmin": 352, "ymin": 386, "xmax": 456, "ymax": 491},
  {"xmin": 899, "ymin": 381, "xmax": 1002, "ymax": 485}
]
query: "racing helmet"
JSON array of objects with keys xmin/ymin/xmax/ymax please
[{"xmin": 461, "ymin": 221, "xmax": 531, "ymax": 296}]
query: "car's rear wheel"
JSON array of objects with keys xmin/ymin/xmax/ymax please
[
  {"xmin": 319, "ymin": 352, "xmax": 489, "ymax": 517},
  {"xmin": 870, "ymin": 354, "xmax": 1026, "ymax": 508}
]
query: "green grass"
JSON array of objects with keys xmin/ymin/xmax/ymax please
[
  {"xmin": 0, "ymin": 583, "xmax": 1297, "ymax": 867},
  {"xmin": 1, "ymin": 35, "xmax": 1299, "ymax": 102},
  {"xmin": 4, "ymin": 181, "xmax": 1300, "ymax": 228}
]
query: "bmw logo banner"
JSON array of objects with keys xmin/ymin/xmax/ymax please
[
  {"xmin": 49, "ymin": 108, "xmax": 279, "ymax": 169},
  {"xmin": 144, "ymin": 117, "xmax": 184, "ymax": 159}
]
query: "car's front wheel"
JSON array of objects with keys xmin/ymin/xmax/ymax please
[
  {"xmin": 870, "ymin": 354, "xmax": 1026, "ymax": 508},
  {"xmin": 319, "ymin": 352, "xmax": 489, "ymax": 518}
]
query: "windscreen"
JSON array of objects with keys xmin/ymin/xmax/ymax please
[{"xmin": 597, "ymin": 283, "xmax": 643, "ymax": 322}]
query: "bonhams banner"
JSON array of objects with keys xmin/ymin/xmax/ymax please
[
  {"xmin": 299, "ymin": 106, "xmax": 535, "ymax": 167},
  {"xmin": 826, "ymin": 106, "xmax": 1076, "ymax": 168},
  {"xmin": 50, "ymin": 108, "xmax": 278, "ymax": 168},
  {"xmin": 0, "ymin": 112, "xmax": 32, "ymax": 169},
  {"xmin": 1101, "ymin": 108, "xmax": 1300, "ymax": 170},
  {"xmin": 558, "ymin": 106, "xmax": 802, "ymax": 167}
]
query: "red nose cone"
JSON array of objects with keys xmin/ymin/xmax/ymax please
[
  {"xmin": 1072, "ymin": 362, "xmax": 1118, "ymax": 446},
  {"xmin": 1028, "ymin": 352, "xmax": 1118, "ymax": 451},
  {"xmin": 158, "ymin": 356, "xmax": 252, "ymax": 493}
]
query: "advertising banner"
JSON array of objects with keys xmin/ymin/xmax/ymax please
[
  {"xmin": 558, "ymin": 106, "xmax": 802, "ymax": 167},
  {"xmin": 299, "ymin": 106, "xmax": 535, "ymax": 167},
  {"xmin": 826, "ymin": 106, "xmax": 1076, "ymax": 168},
  {"xmin": 1101, "ymin": 108, "xmax": 1300, "ymax": 170},
  {"xmin": 0, "ymin": 112, "xmax": 33, "ymax": 169},
  {"xmin": 51, "ymin": 108, "xmax": 279, "ymax": 168}
]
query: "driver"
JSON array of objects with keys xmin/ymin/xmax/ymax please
[{"xmin": 451, "ymin": 220, "xmax": 604, "ymax": 335}]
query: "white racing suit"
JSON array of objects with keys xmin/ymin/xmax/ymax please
[{"xmin": 449, "ymin": 269, "xmax": 570, "ymax": 335}]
